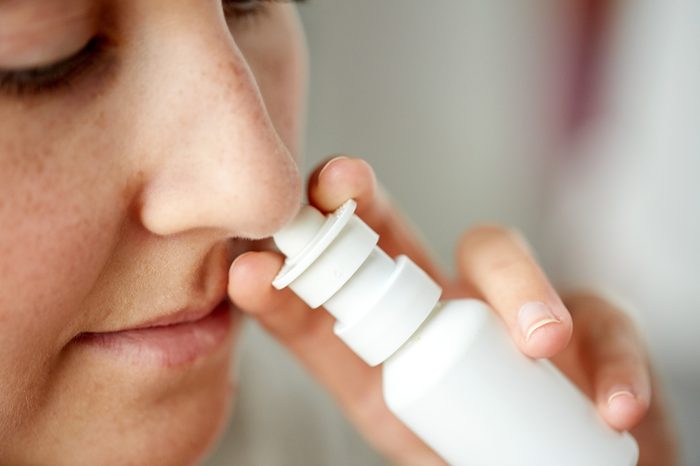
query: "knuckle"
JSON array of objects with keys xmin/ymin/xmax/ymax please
[
  {"xmin": 459, "ymin": 224, "xmax": 527, "ymax": 253},
  {"xmin": 458, "ymin": 224, "xmax": 531, "ymax": 273},
  {"xmin": 458, "ymin": 223, "xmax": 515, "ymax": 255},
  {"xmin": 460, "ymin": 223, "xmax": 515, "ymax": 243},
  {"xmin": 482, "ymin": 253, "xmax": 526, "ymax": 277}
]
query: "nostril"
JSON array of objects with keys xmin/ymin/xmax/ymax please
[{"xmin": 139, "ymin": 193, "xmax": 207, "ymax": 238}]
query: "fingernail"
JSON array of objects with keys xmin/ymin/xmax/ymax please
[
  {"xmin": 318, "ymin": 155, "xmax": 350, "ymax": 180},
  {"xmin": 230, "ymin": 251, "xmax": 253, "ymax": 270},
  {"xmin": 607, "ymin": 385, "xmax": 636, "ymax": 407},
  {"xmin": 518, "ymin": 301, "xmax": 560, "ymax": 341}
]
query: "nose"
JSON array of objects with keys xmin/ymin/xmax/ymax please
[{"xmin": 137, "ymin": 25, "xmax": 302, "ymax": 240}]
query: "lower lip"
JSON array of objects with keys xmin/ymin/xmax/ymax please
[{"xmin": 75, "ymin": 302, "xmax": 235, "ymax": 368}]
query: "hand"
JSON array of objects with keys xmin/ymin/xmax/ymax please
[
  {"xmin": 549, "ymin": 292, "xmax": 678, "ymax": 466},
  {"xmin": 228, "ymin": 156, "xmax": 677, "ymax": 465}
]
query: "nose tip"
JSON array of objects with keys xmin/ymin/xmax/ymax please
[{"xmin": 139, "ymin": 147, "xmax": 303, "ymax": 240}]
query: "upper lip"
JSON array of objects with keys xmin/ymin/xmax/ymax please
[
  {"xmin": 79, "ymin": 243, "xmax": 237, "ymax": 336},
  {"xmin": 114, "ymin": 252, "xmax": 232, "ymax": 333},
  {"xmin": 85, "ymin": 285, "xmax": 230, "ymax": 335},
  {"xmin": 121, "ymin": 298, "xmax": 228, "ymax": 331}
]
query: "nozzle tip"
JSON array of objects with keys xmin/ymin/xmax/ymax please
[{"xmin": 273, "ymin": 205, "xmax": 326, "ymax": 258}]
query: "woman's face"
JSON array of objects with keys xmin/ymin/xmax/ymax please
[{"xmin": 0, "ymin": 0, "xmax": 305, "ymax": 463}]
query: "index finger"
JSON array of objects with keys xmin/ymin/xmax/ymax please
[
  {"xmin": 307, "ymin": 155, "xmax": 454, "ymax": 291},
  {"xmin": 457, "ymin": 225, "xmax": 573, "ymax": 358}
]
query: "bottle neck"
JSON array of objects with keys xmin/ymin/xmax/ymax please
[
  {"xmin": 323, "ymin": 248, "xmax": 395, "ymax": 324},
  {"xmin": 324, "ymin": 250, "xmax": 442, "ymax": 366},
  {"xmin": 273, "ymin": 201, "xmax": 442, "ymax": 366}
]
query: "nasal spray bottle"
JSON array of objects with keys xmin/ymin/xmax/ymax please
[{"xmin": 272, "ymin": 200, "xmax": 638, "ymax": 466}]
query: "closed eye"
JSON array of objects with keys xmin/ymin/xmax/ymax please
[{"xmin": 0, "ymin": 0, "xmax": 306, "ymax": 97}]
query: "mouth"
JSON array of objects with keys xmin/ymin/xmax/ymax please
[{"xmin": 74, "ymin": 299, "xmax": 236, "ymax": 368}]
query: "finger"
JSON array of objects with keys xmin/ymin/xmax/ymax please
[
  {"xmin": 630, "ymin": 375, "xmax": 679, "ymax": 466},
  {"xmin": 565, "ymin": 293, "xmax": 651, "ymax": 431},
  {"xmin": 227, "ymin": 251, "xmax": 440, "ymax": 464},
  {"xmin": 307, "ymin": 155, "xmax": 454, "ymax": 291},
  {"xmin": 228, "ymin": 250, "xmax": 381, "ymax": 413},
  {"xmin": 457, "ymin": 225, "xmax": 573, "ymax": 358}
]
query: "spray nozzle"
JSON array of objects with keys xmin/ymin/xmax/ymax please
[
  {"xmin": 271, "ymin": 199, "xmax": 441, "ymax": 366},
  {"xmin": 273, "ymin": 205, "xmax": 325, "ymax": 258}
]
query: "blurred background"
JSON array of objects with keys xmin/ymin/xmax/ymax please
[{"xmin": 208, "ymin": 1, "xmax": 699, "ymax": 465}]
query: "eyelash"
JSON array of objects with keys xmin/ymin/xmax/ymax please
[
  {"xmin": 222, "ymin": 0, "xmax": 271, "ymax": 21},
  {"xmin": 0, "ymin": 0, "xmax": 303, "ymax": 97},
  {"xmin": 0, "ymin": 36, "xmax": 108, "ymax": 97}
]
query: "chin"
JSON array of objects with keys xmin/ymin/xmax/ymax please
[
  {"xmin": 144, "ymin": 373, "xmax": 237, "ymax": 466},
  {"xmin": 89, "ymin": 343, "xmax": 238, "ymax": 466},
  {"xmin": 8, "ymin": 328, "xmax": 239, "ymax": 465}
]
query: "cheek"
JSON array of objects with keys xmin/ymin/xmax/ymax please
[{"xmin": 0, "ymin": 119, "xmax": 130, "ymax": 438}]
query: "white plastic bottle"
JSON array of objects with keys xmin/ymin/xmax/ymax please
[{"xmin": 272, "ymin": 200, "xmax": 638, "ymax": 466}]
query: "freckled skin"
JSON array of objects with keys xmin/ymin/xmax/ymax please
[{"xmin": 0, "ymin": 2, "xmax": 305, "ymax": 464}]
